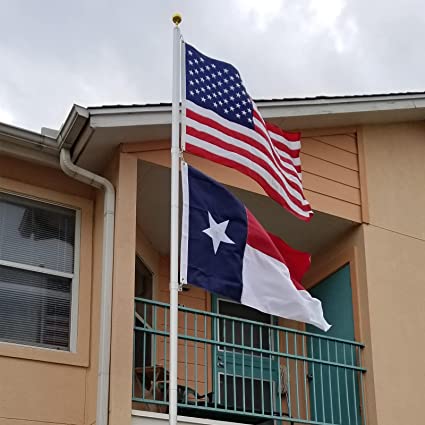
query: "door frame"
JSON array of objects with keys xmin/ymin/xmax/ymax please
[
  {"xmin": 302, "ymin": 246, "xmax": 362, "ymax": 344},
  {"xmin": 302, "ymin": 244, "xmax": 368, "ymax": 424}
]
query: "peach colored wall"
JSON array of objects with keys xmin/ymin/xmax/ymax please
[
  {"xmin": 108, "ymin": 153, "xmax": 139, "ymax": 425},
  {"xmin": 360, "ymin": 122, "xmax": 425, "ymax": 425},
  {"xmin": 0, "ymin": 155, "xmax": 99, "ymax": 425},
  {"xmin": 84, "ymin": 189, "xmax": 105, "ymax": 425},
  {"xmin": 126, "ymin": 127, "xmax": 363, "ymax": 222}
]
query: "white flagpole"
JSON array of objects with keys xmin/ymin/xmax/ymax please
[{"xmin": 169, "ymin": 13, "xmax": 182, "ymax": 425}]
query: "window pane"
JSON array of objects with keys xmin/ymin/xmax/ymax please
[
  {"xmin": 0, "ymin": 265, "xmax": 71, "ymax": 350},
  {"xmin": 0, "ymin": 193, "xmax": 76, "ymax": 274}
]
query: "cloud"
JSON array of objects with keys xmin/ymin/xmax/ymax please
[{"xmin": 0, "ymin": 0, "xmax": 424, "ymax": 131}]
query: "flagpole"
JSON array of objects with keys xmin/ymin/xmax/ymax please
[{"xmin": 169, "ymin": 13, "xmax": 182, "ymax": 425}]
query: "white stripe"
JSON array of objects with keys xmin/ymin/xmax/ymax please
[
  {"xmin": 241, "ymin": 245, "xmax": 331, "ymax": 332},
  {"xmin": 179, "ymin": 162, "xmax": 190, "ymax": 285},
  {"xmin": 271, "ymin": 144, "xmax": 302, "ymax": 167},
  {"xmin": 186, "ymin": 134, "xmax": 311, "ymax": 218},
  {"xmin": 188, "ymin": 101, "xmax": 301, "ymax": 179},
  {"xmin": 186, "ymin": 116, "xmax": 308, "ymax": 204},
  {"xmin": 252, "ymin": 115, "xmax": 302, "ymax": 178},
  {"xmin": 268, "ymin": 129, "xmax": 301, "ymax": 151}
]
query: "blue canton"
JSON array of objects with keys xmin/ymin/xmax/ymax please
[
  {"xmin": 185, "ymin": 44, "xmax": 254, "ymax": 129},
  {"xmin": 186, "ymin": 166, "xmax": 247, "ymax": 302}
]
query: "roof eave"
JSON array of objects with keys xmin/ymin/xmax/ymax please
[
  {"xmin": 80, "ymin": 92, "xmax": 425, "ymax": 128},
  {"xmin": 57, "ymin": 104, "xmax": 90, "ymax": 150}
]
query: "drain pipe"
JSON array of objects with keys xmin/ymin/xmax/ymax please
[{"xmin": 60, "ymin": 149, "xmax": 115, "ymax": 425}]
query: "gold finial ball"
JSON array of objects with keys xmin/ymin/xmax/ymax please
[{"xmin": 172, "ymin": 13, "xmax": 182, "ymax": 26}]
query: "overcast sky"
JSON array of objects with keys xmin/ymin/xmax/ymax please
[{"xmin": 1, "ymin": 0, "xmax": 424, "ymax": 132}]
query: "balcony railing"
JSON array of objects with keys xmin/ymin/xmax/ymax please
[{"xmin": 133, "ymin": 297, "xmax": 367, "ymax": 425}]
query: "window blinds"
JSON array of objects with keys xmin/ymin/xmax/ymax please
[{"xmin": 0, "ymin": 193, "xmax": 76, "ymax": 350}]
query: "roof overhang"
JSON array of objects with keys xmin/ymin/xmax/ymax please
[
  {"xmin": 0, "ymin": 122, "xmax": 59, "ymax": 168},
  {"xmin": 57, "ymin": 92, "xmax": 425, "ymax": 173},
  {"xmin": 3, "ymin": 92, "xmax": 425, "ymax": 174}
]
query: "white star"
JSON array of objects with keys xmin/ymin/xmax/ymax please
[{"xmin": 202, "ymin": 212, "xmax": 235, "ymax": 254}]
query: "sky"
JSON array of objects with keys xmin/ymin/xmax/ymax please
[{"xmin": 1, "ymin": 0, "xmax": 424, "ymax": 132}]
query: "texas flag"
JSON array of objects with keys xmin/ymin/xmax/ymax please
[{"xmin": 180, "ymin": 163, "xmax": 330, "ymax": 331}]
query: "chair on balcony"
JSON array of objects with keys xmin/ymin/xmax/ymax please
[{"xmin": 133, "ymin": 366, "xmax": 168, "ymax": 413}]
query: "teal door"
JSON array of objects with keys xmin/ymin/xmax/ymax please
[
  {"xmin": 306, "ymin": 264, "xmax": 362, "ymax": 424},
  {"xmin": 213, "ymin": 297, "xmax": 279, "ymax": 416}
]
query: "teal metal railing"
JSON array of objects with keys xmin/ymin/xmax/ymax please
[{"xmin": 133, "ymin": 298, "xmax": 367, "ymax": 425}]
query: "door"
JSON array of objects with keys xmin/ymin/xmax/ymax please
[
  {"xmin": 213, "ymin": 296, "xmax": 279, "ymax": 416},
  {"xmin": 306, "ymin": 264, "xmax": 361, "ymax": 424}
]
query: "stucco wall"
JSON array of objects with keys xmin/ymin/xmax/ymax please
[
  {"xmin": 361, "ymin": 122, "xmax": 425, "ymax": 425},
  {"xmin": 0, "ymin": 155, "xmax": 99, "ymax": 425}
]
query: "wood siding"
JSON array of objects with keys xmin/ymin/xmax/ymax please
[
  {"xmin": 300, "ymin": 132, "xmax": 361, "ymax": 221},
  {"xmin": 129, "ymin": 127, "xmax": 363, "ymax": 222}
]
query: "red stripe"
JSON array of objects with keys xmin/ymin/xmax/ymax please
[
  {"xmin": 186, "ymin": 142, "xmax": 313, "ymax": 220},
  {"xmin": 186, "ymin": 125, "xmax": 307, "ymax": 207},
  {"xmin": 275, "ymin": 154, "xmax": 302, "ymax": 174},
  {"xmin": 252, "ymin": 121, "xmax": 299, "ymax": 174},
  {"xmin": 266, "ymin": 122, "xmax": 301, "ymax": 142},
  {"xmin": 270, "ymin": 138, "xmax": 301, "ymax": 159},
  {"xmin": 267, "ymin": 232, "xmax": 310, "ymax": 287},
  {"xmin": 187, "ymin": 108, "xmax": 302, "ymax": 183},
  {"xmin": 245, "ymin": 208, "xmax": 305, "ymax": 290},
  {"xmin": 253, "ymin": 110, "xmax": 301, "ymax": 164},
  {"xmin": 266, "ymin": 122, "xmax": 301, "ymax": 159}
]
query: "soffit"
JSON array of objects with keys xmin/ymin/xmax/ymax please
[{"xmin": 136, "ymin": 161, "xmax": 356, "ymax": 256}]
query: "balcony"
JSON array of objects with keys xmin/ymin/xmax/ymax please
[{"xmin": 132, "ymin": 297, "xmax": 366, "ymax": 425}]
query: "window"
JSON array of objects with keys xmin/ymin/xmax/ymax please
[{"xmin": 0, "ymin": 192, "xmax": 79, "ymax": 351}]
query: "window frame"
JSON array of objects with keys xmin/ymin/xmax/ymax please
[
  {"xmin": 0, "ymin": 193, "xmax": 81, "ymax": 352},
  {"xmin": 0, "ymin": 175, "xmax": 93, "ymax": 366}
]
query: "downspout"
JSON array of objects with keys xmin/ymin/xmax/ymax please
[{"xmin": 60, "ymin": 149, "xmax": 115, "ymax": 425}]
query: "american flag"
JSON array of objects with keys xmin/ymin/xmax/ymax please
[{"xmin": 182, "ymin": 43, "xmax": 313, "ymax": 221}]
